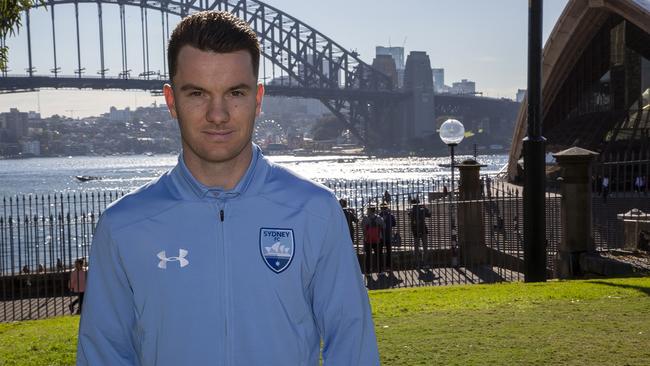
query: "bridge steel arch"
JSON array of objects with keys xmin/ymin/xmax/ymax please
[{"xmin": 0, "ymin": 0, "xmax": 403, "ymax": 147}]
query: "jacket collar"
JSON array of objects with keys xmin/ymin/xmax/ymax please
[{"xmin": 169, "ymin": 143, "xmax": 267, "ymax": 201}]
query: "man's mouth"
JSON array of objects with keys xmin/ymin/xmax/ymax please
[{"xmin": 203, "ymin": 129, "xmax": 234, "ymax": 142}]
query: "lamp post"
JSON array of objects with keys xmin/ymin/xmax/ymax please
[
  {"xmin": 440, "ymin": 118, "xmax": 465, "ymax": 265},
  {"xmin": 524, "ymin": 0, "xmax": 547, "ymax": 282},
  {"xmin": 439, "ymin": 119, "xmax": 465, "ymax": 195}
]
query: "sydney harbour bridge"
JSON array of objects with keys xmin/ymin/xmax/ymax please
[{"xmin": 0, "ymin": 0, "xmax": 519, "ymax": 151}]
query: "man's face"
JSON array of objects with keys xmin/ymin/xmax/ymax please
[{"xmin": 164, "ymin": 46, "xmax": 263, "ymax": 167}]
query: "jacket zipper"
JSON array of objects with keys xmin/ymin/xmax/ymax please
[{"xmin": 219, "ymin": 202, "xmax": 230, "ymax": 366}]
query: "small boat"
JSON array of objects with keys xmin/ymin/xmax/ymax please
[{"xmin": 75, "ymin": 175, "xmax": 101, "ymax": 182}]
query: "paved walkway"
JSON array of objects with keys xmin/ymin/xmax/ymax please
[
  {"xmin": 1, "ymin": 295, "xmax": 79, "ymax": 322},
  {"xmin": 364, "ymin": 265, "xmax": 523, "ymax": 290}
]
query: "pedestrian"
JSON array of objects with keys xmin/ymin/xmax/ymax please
[
  {"xmin": 485, "ymin": 177, "xmax": 492, "ymax": 197},
  {"xmin": 379, "ymin": 202, "xmax": 396, "ymax": 271},
  {"xmin": 68, "ymin": 258, "xmax": 87, "ymax": 315},
  {"xmin": 340, "ymin": 198, "xmax": 359, "ymax": 242},
  {"xmin": 634, "ymin": 175, "xmax": 644, "ymax": 194},
  {"xmin": 361, "ymin": 206, "xmax": 385, "ymax": 273},
  {"xmin": 77, "ymin": 11, "xmax": 379, "ymax": 366},
  {"xmin": 409, "ymin": 198, "xmax": 431, "ymax": 264},
  {"xmin": 602, "ymin": 176, "xmax": 609, "ymax": 202},
  {"xmin": 382, "ymin": 190, "xmax": 391, "ymax": 205}
]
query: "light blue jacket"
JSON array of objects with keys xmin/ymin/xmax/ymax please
[{"xmin": 77, "ymin": 145, "xmax": 379, "ymax": 366}]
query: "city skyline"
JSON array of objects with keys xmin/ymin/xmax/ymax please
[{"xmin": 0, "ymin": 0, "xmax": 569, "ymax": 118}]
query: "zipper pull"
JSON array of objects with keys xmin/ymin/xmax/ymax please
[{"xmin": 220, "ymin": 209, "xmax": 224, "ymax": 222}]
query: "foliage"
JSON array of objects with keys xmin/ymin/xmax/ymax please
[
  {"xmin": 311, "ymin": 115, "xmax": 344, "ymax": 141},
  {"xmin": 0, "ymin": 0, "xmax": 43, "ymax": 70},
  {"xmin": 0, "ymin": 277, "xmax": 649, "ymax": 365}
]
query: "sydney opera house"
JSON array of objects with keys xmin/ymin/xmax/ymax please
[{"xmin": 508, "ymin": 0, "xmax": 650, "ymax": 180}]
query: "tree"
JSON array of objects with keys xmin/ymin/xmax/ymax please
[
  {"xmin": 0, "ymin": 0, "xmax": 42, "ymax": 71},
  {"xmin": 311, "ymin": 115, "xmax": 345, "ymax": 141}
]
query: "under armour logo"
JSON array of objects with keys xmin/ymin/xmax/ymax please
[{"xmin": 157, "ymin": 249, "xmax": 189, "ymax": 269}]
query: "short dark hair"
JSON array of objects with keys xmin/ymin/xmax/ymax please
[{"xmin": 167, "ymin": 11, "xmax": 260, "ymax": 81}]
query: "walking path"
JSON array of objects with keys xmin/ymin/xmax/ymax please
[{"xmin": 1, "ymin": 295, "xmax": 78, "ymax": 322}]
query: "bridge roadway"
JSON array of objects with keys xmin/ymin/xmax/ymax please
[
  {"xmin": 0, "ymin": 75, "xmax": 516, "ymax": 108},
  {"xmin": 0, "ymin": 75, "xmax": 410, "ymax": 101}
]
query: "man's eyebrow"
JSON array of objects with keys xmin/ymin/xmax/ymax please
[
  {"xmin": 228, "ymin": 83, "xmax": 253, "ymax": 91},
  {"xmin": 177, "ymin": 83, "xmax": 253, "ymax": 92},
  {"xmin": 178, "ymin": 83, "xmax": 206, "ymax": 92}
]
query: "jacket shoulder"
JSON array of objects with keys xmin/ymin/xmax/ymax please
[
  {"xmin": 100, "ymin": 174, "xmax": 180, "ymax": 230},
  {"xmin": 261, "ymin": 160, "xmax": 338, "ymax": 218}
]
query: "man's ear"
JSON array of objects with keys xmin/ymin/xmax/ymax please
[
  {"xmin": 255, "ymin": 83, "xmax": 265, "ymax": 117},
  {"xmin": 163, "ymin": 83, "xmax": 178, "ymax": 119}
]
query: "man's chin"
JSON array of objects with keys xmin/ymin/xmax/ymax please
[{"xmin": 198, "ymin": 146, "xmax": 252, "ymax": 165}]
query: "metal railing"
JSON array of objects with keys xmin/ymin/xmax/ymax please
[
  {"xmin": 327, "ymin": 178, "xmax": 561, "ymax": 289},
  {"xmin": 591, "ymin": 150, "xmax": 650, "ymax": 250},
  {"xmin": 1, "ymin": 179, "xmax": 562, "ymax": 321},
  {"xmin": 0, "ymin": 192, "xmax": 124, "ymax": 321}
]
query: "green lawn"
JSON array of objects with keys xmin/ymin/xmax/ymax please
[{"xmin": 1, "ymin": 277, "xmax": 649, "ymax": 365}]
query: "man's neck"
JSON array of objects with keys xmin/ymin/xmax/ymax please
[{"xmin": 183, "ymin": 145, "xmax": 253, "ymax": 190}]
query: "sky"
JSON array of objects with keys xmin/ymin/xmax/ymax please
[{"xmin": 0, "ymin": 0, "xmax": 569, "ymax": 118}]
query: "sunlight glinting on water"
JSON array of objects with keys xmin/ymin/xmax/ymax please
[{"xmin": 0, "ymin": 153, "xmax": 508, "ymax": 196}]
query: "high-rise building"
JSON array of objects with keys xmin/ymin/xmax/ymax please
[
  {"xmin": 375, "ymin": 46, "xmax": 404, "ymax": 69},
  {"xmin": 371, "ymin": 55, "xmax": 398, "ymax": 87},
  {"xmin": 20, "ymin": 140, "xmax": 41, "ymax": 156},
  {"xmin": 432, "ymin": 68, "xmax": 445, "ymax": 93},
  {"xmin": 108, "ymin": 106, "xmax": 133, "ymax": 122},
  {"xmin": 376, "ymin": 46, "xmax": 405, "ymax": 88},
  {"xmin": 516, "ymin": 89, "xmax": 527, "ymax": 102},
  {"xmin": 450, "ymin": 79, "xmax": 476, "ymax": 95},
  {"xmin": 0, "ymin": 108, "xmax": 28, "ymax": 143}
]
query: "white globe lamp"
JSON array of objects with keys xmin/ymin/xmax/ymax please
[{"xmin": 439, "ymin": 119, "xmax": 465, "ymax": 146}]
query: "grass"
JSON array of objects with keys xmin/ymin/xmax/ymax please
[
  {"xmin": 1, "ymin": 277, "xmax": 649, "ymax": 365},
  {"xmin": 371, "ymin": 277, "xmax": 650, "ymax": 365},
  {"xmin": 0, "ymin": 316, "xmax": 77, "ymax": 366}
]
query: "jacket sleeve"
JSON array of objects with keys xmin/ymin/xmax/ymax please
[
  {"xmin": 77, "ymin": 216, "xmax": 137, "ymax": 366},
  {"xmin": 310, "ymin": 199, "xmax": 380, "ymax": 365}
]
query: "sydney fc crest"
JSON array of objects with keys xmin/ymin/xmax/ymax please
[{"xmin": 260, "ymin": 228, "xmax": 295, "ymax": 273}]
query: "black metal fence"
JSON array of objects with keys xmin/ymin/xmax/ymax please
[
  {"xmin": 591, "ymin": 150, "xmax": 650, "ymax": 250},
  {"xmin": 328, "ymin": 178, "xmax": 561, "ymax": 290},
  {"xmin": 0, "ymin": 192, "xmax": 124, "ymax": 321},
  {"xmin": 1, "ymin": 179, "xmax": 562, "ymax": 322}
]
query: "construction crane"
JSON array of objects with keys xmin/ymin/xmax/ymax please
[{"xmin": 65, "ymin": 109, "xmax": 86, "ymax": 119}]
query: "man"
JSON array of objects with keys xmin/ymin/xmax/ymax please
[
  {"xmin": 602, "ymin": 176, "xmax": 609, "ymax": 202},
  {"xmin": 340, "ymin": 198, "xmax": 359, "ymax": 242},
  {"xmin": 68, "ymin": 258, "xmax": 87, "ymax": 315},
  {"xmin": 378, "ymin": 203, "xmax": 396, "ymax": 271},
  {"xmin": 635, "ymin": 175, "xmax": 645, "ymax": 194},
  {"xmin": 361, "ymin": 206, "xmax": 385, "ymax": 273},
  {"xmin": 409, "ymin": 197, "xmax": 431, "ymax": 264},
  {"xmin": 77, "ymin": 11, "xmax": 379, "ymax": 366}
]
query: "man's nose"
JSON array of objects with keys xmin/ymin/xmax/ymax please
[{"xmin": 206, "ymin": 97, "xmax": 229, "ymax": 123}]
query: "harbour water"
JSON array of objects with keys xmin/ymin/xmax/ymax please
[
  {"xmin": 0, "ymin": 152, "xmax": 509, "ymax": 275},
  {"xmin": 0, "ymin": 153, "xmax": 509, "ymax": 197}
]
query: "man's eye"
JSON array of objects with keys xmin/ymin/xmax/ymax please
[
  {"xmin": 231, "ymin": 90, "xmax": 245, "ymax": 97},
  {"xmin": 189, "ymin": 91, "xmax": 203, "ymax": 97}
]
